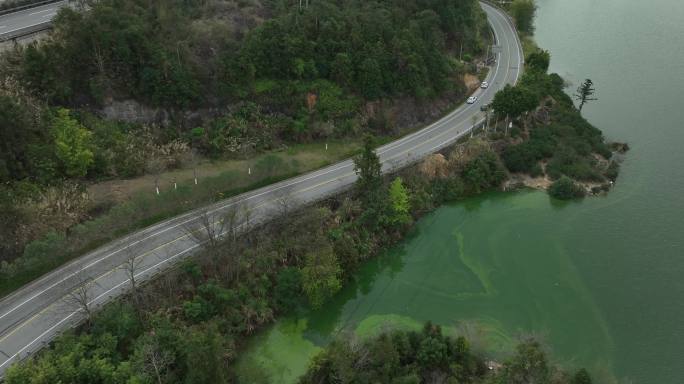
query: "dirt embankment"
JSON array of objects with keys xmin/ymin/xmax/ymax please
[{"xmin": 464, "ymin": 73, "xmax": 481, "ymax": 91}]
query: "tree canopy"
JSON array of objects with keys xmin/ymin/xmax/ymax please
[
  {"xmin": 527, "ymin": 49, "xmax": 551, "ymax": 72},
  {"xmin": 52, "ymin": 109, "xmax": 94, "ymax": 178},
  {"xmin": 15, "ymin": 0, "xmax": 488, "ymax": 107},
  {"xmin": 491, "ymin": 84, "xmax": 539, "ymax": 118},
  {"xmin": 388, "ymin": 177, "xmax": 412, "ymax": 225}
]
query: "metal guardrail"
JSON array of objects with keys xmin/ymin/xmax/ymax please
[{"xmin": 0, "ymin": 0, "xmax": 62, "ymax": 16}]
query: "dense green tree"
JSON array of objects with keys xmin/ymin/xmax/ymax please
[
  {"xmin": 183, "ymin": 281, "xmax": 238, "ymax": 323},
  {"xmin": 549, "ymin": 176, "xmax": 586, "ymax": 200},
  {"xmin": 353, "ymin": 135, "xmax": 382, "ymax": 200},
  {"xmin": 500, "ymin": 339, "xmax": 550, "ymax": 384},
  {"xmin": 491, "ymin": 84, "xmax": 539, "ymax": 119},
  {"xmin": 358, "ymin": 57, "xmax": 384, "ymax": 99},
  {"xmin": 0, "ymin": 96, "xmax": 37, "ymax": 181},
  {"xmin": 388, "ymin": 177, "xmax": 411, "ymax": 226},
  {"xmin": 417, "ymin": 336, "xmax": 448, "ymax": 369},
  {"xmin": 331, "ymin": 52, "xmax": 354, "ymax": 87},
  {"xmin": 90, "ymin": 302, "xmax": 143, "ymax": 355},
  {"xmin": 4, "ymin": 332, "xmax": 130, "ymax": 384},
  {"xmin": 510, "ymin": 0, "xmax": 537, "ymax": 34},
  {"xmin": 527, "ymin": 49, "xmax": 551, "ymax": 72},
  {"xmin": 461, "ymin": 151, "xmax": 507, "ymax": 194},
  {"xmin": 182, "ymin": 325, "xmax": 228, "ymax": 384},
  {"xmin": 301, "ymin": 246, "xmax": 342, "ymax": 308},
  {"xmin": 274, "ymin": 267, "xmax": 303, "ymax": 313},
  {"xmin": 51, "ymin": 109, "xmax": 94, "ymax": 178}
]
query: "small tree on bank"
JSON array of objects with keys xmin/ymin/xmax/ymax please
[
  {"xmin": 353, "ymin": 135, "xmax": 382, "ymax": 198},
  {"xmin": 301, "ymin": 246, "xmax": 341, "ymax": 308},
  {"xmin": 549, "ymin": 176, "xmax": 585, "ymax": 200},
  {"xmin": 574, "ymin": 79, "xmax": 597, "ymax": 112},
  {"xmin": 492, "ymin": 84, "xmax": 538, "ymax": 121},
  {"xmin": 353, "ymin": 135, "xmax": 388, "ymax": 228},
  {"xmin": 388, "ymin": 177, "xmax": 411, "ymax": 226},
  {"xmin": 526, "ymin": 50, "xmax": 550, "ymax": 72},
  {"xmin": 52, "ymin": 108, "xmax": 94, "ymax": 178}
]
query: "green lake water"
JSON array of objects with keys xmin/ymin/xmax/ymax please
[{"xmin": 237, "ymin": 1, "xmax": 684, "ymax": 383}]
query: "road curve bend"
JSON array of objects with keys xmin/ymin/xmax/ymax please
[{"xmin": 0, "ymin": 2, "xmax": 522, "ymax": 376}]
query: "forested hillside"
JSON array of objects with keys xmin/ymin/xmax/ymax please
[
  {"xmin": 15, "ymin": 0, "xmax": 486, "ymax": 107},
  {"xmin": 0, "ymin": 0, "xmax": 488, "ymax": 264}
]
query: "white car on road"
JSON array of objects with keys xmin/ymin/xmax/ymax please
[
  {"xmin": 480, "ymin": 81, "xmax": 489, "ymax": 89},
  {"xmin": 467, "ymin": 96, "xmax": 478, "ymax": 104}
]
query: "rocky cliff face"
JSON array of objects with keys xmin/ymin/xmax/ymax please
[
  {"xmin": 99, "ymin": 99, "xmax": 229, "ymax": 129},
  {"xmin": 100, "ymin": 100, "xmax": 171, "ymax": 126}
]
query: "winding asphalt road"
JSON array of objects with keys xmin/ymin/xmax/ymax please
[{"xmin": 0, "ymin": 2, "xmax": 522, "ymax": 377}]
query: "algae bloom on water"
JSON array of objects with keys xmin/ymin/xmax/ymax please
[{"xmin": 237, "ymin": 191, "xmax": 615, "ymax": 383}]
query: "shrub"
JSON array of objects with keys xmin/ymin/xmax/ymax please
[
  {"xmin": 274, "ymin": 267, "xmax": 303, "ymax": 314},
  {"xmin": 432, "ymin": 177, "xmax": 465, "ymax": 203},
  {"xmin": 502, "ymin": 143, "xmax": 540, "ymax": 173},
  {"xmin": 530, "ymin": 163, "xmax": 544, "ymax": 177},
  {"xmin": 605, "ymin": 160, "xmax": 620, "ymax": 181},
  {"xmin": 549, "ymin": 176, "xmax": 585, "ymax": 200},
  {"xmin": 301, "ymin": 246, "xmax": 342, "ymax": 308},
  {"xmin": 546, "ymin": 147, "xmax": 604, "ymax": 182},
  {"xmin": 461, "ymin": 151, "xmax": 507, "ymax": 194}
]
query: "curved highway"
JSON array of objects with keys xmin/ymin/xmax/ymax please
[{"xmin": 0, "ymin": 2, "xmax": 522, "ymax": 376}]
